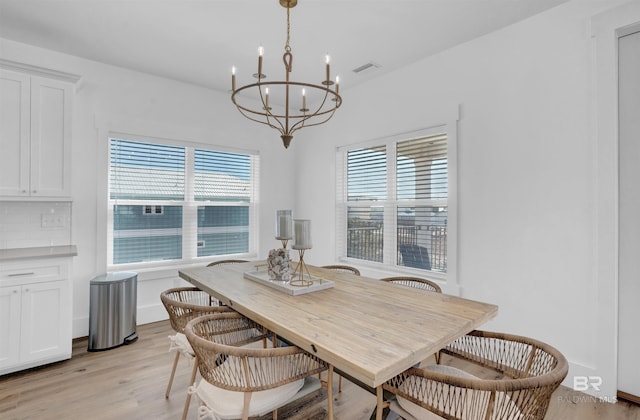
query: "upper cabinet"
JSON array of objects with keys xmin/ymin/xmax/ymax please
[{"xmin": 0, "ymin": 68, "xmax": 74, "ymax": 199}]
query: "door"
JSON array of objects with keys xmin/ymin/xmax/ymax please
[
  {"xmin": 30, "ymin": 77, "xmax": 72, "ymax": 197},
  {"xmin": 0, "ymin": 70, "xmax": 30, "ymax": 196},
  {"xmin": 0, "ymin": 286, "xmax": 21, "ymax": 369},
  {"xmin": 618, "ymin": 27, "xmax": 640, "ymax": 403},
  {"xmin": 20, "ymin": 280, "xmax": 71, "ymax": 363}
]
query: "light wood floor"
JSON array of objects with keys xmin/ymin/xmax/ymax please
[{"xmin": 1, "ymin": 320, "xmax": 638, "ymax": 420}]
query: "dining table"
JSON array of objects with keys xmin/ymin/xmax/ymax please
[{"xmin": 178, "ymin": 262, "xmax": 498, "ymax": 420}]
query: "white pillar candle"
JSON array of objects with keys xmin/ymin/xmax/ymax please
[
  {"xmin": 276, "ymin": 210, "xmax": 293, "ymax": 239},
  {"xmin": 293, "ymin": 219, "xmax": 312, "ymax": 249}
]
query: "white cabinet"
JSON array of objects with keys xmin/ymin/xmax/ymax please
[
  {"xmin": 0, "ymin": 69, "xmax": 73, "ymax": 198},
  {"xmin": 0, "ymin": 258, "xmax": 72, "ymax": 376},
  {"xmin": 0, "ymin": 286, "xmax": 21, "ymax": 368}
]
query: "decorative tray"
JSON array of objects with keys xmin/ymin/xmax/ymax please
[{"xmin": 243, "ymin": 270, "xmax": 334, "ymax": 296}]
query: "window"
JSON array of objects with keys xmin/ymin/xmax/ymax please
[
  {"xmin": 109, "ymin": 138, "xmax": 258, "ymax": 266},
  {"xmin": 337, "ymin": 128, "xmax": 450, "ymax": 274}
]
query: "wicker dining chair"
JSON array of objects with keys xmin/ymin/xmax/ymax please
[
  {"xmin": 383, "ymin": 330, "xmax": 568, "ymax": 420},
  {"xmin": 160, "ymin": 287, "xmax": 234, "ymax": 420},
  {"xmin": 185, "ymin": 312, "xmax": 333, "ymax": 420},
  {"xmin": 381, "ymin": 276, "xmax": 442, "ymax": 293},
  {"xmin": 206, "ymin": 259, "xmax": 249, "ymax": 267},
  {"xmin": 321, "ymin": 264, "xmax": 361, "ymax": 276}
]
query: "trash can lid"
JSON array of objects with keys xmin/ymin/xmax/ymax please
[{"xmin": 91, "ymin": 271, "xmax": 137, "ymax": 284}]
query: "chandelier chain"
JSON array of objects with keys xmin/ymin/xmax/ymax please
[{"xmin": 285, "ymin": 4, "xmax": 291, "ymax": 53}]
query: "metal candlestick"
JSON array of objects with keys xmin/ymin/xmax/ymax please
[
  {"xmin": 291, "ymin": 248, "xmax": 313, "ymax": 287},
  {"xmin": 290, "ymin": 219, "xmax": 312, "ymax": 286}
]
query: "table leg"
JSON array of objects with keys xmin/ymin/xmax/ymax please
[
  {"xmin": 376, "ymin": 386, "xmax": 384, "ymax": 420},
  {"xmin": 327, "ymin": 365, "xmax": 334, "ymax": 420}
]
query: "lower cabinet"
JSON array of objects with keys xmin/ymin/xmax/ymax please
[{"xmin": 0, "ymin": 258, "xmax": 72, "ymax": 375}]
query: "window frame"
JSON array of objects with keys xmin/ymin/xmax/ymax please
[
  {"xmin": 336, "ymin": 119, "xmax": 458, "ymax": 287},
  {"xmin": 106, "ymin": 134, "xmax": 260, "ymax": 270}
]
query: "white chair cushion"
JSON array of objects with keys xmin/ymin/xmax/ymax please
[
  {"xmin": 169, "ymin": 333, "xmax": 194, "ymax": 358},
  {"xmin": 194, "ymin": 374, "xmax": 304, "ymax": 419},
  {"xmin": 171, "ymin": 334, "xmax": 272, "ymax": 358},
  {"xmin": 395, "ymin": 364, "xmax": 523, "ymax": 420}
]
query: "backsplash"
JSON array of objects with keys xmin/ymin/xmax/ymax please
[{"xmin": 0, "ymin": 202, "xmax": 72, "ymax": 249}]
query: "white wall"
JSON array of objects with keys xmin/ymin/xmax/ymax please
[
  {"xmin": 0, "ymin": 38, "xmax": 296, "ymax": 338},
  {"xmin": 294, "ymin": 0, "xmax": 633, "ymax": 398}
]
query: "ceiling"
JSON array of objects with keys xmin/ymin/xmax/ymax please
[{"xmin": 0, "ymin": 0, "xmax": 568, "ymax": 95}]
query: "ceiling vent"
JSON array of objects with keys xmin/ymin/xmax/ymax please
[{"xmin": 352, "ymin": 62, "xmax": 381, "ymax": 74}]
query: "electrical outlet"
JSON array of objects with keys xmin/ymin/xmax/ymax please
[{"xmin": 41, "ymin": 214, "xmax": 67, "ymax": 228}]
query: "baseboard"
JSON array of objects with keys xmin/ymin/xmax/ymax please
[
  {"xmin": 618, "ymin": 390, "xmax": 640, "ymax": 406},
  {"xmin": 73, "ymin": 302, "xmax": 168, "ymax": 338},
  {"xmin": 137, "ymin": 302, "xmax": 169, "ymax": 325}
]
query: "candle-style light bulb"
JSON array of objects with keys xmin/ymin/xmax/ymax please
[
  {"xmin": 257, "ymin": 46, "xmax": 264, "ymax": 80},
  {"xmin": 265, "ymin": 87, "xmax": 269, "ymax": 110},
  {"xmin": 325, "ymin": 54, "xmax": 330, "ymax": 82},
  {"xmin": 302, "ymin": 88, "xmax": 306, "ymax": 111},
  {"xmin": 231, "ymin": 66, "xmax": 236, "ymax": 91},
  {"xmin": 335, "ymin": 75, "xmax": 340, "ymax": 95}
]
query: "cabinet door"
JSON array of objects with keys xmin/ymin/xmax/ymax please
[
  {"xmin": 0, "ymin": 70, "xmax": 30, "ymax": 196},
  {"xmin": 0, "ymin": 286, "xmax": 21, "ymax": 369},
  {"xmin": 20, "ymin": 280, "xmax": 71, "ymax": 363},
  {"xmin": 30, "ymin": 77, "xmax": 72, "ymax": 197}
]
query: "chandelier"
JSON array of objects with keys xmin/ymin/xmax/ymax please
[{"xmin": 231, "ymin": 0, "xmax": 342, "ymax": 149}]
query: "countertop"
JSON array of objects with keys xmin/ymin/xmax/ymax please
[{"xmin": 0, "ymin": 245, "xmax": 78, "ymax": 262}]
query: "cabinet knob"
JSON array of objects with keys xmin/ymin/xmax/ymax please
[
  {"xmin": 32, "ymin": 190, "xmax": 37, "ymax": 194},
  {"xmin": 22, "ymin": 190, "xmax": 27, "ymax": 193}
]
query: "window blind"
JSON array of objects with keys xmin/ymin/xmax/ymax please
[
  {"xmin": 340, "ymin": 132, "xmax": 448, "ymax": 273},
  {"xmin": 396, "ymin": 134, "xmax": 448, "ymax": 272},
  {"xmin": 345, "ymin": 146, "xmax": 387, "ymax": 263},
  {"xmin": 194, "ymin": 149, "xmax": 251, "ymax": 202},
  {"xmin": 347, "ymin": 146, "xmax": 387, "ymax": 202},
  {"xmin": 109, "ymin": 138, "xmax": 257, "ymax": 265},
  {"xmin": 110, "ymin": 139, "xmax": 185, "ymax": 200}
]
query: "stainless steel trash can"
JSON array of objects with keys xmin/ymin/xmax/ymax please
[{"xmin": 88, "ymin": 271, "xmax": 138, "ymax": 351}]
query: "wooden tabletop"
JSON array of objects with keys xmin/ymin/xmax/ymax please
[{"xmin": 179, "ymin": 262, "xmax": 498, "ymax": 389}]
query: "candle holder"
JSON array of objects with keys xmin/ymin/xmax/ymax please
[
  {"xmin": 291, "ymin": 219, "xmax": 313, "ymax": 287},
  {"xmin": 275, "ymin": 210, "xmax": 293, "ymax": 249}
]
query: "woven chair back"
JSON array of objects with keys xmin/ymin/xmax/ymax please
[
  {"xmin": 381, "ymin": 276, "xmax": 442, "ymax": 293},
  {"xmin": 206, "ymin": 259, "xmax": 249, "ymax": 267},
  {"xmin": 321, "ymin": 265, "xmax": 361, "ymax": 276},
  {"xmin": 160, "ymin": 287, "xmax": 232, "ymax": 334},
  {"xmin": 385, "ymin": 330, "xmax": 569, "ymax": 420},
  {"xmin": 185, "ymin": 312, "xmax": 326, "ymax": 393}
]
